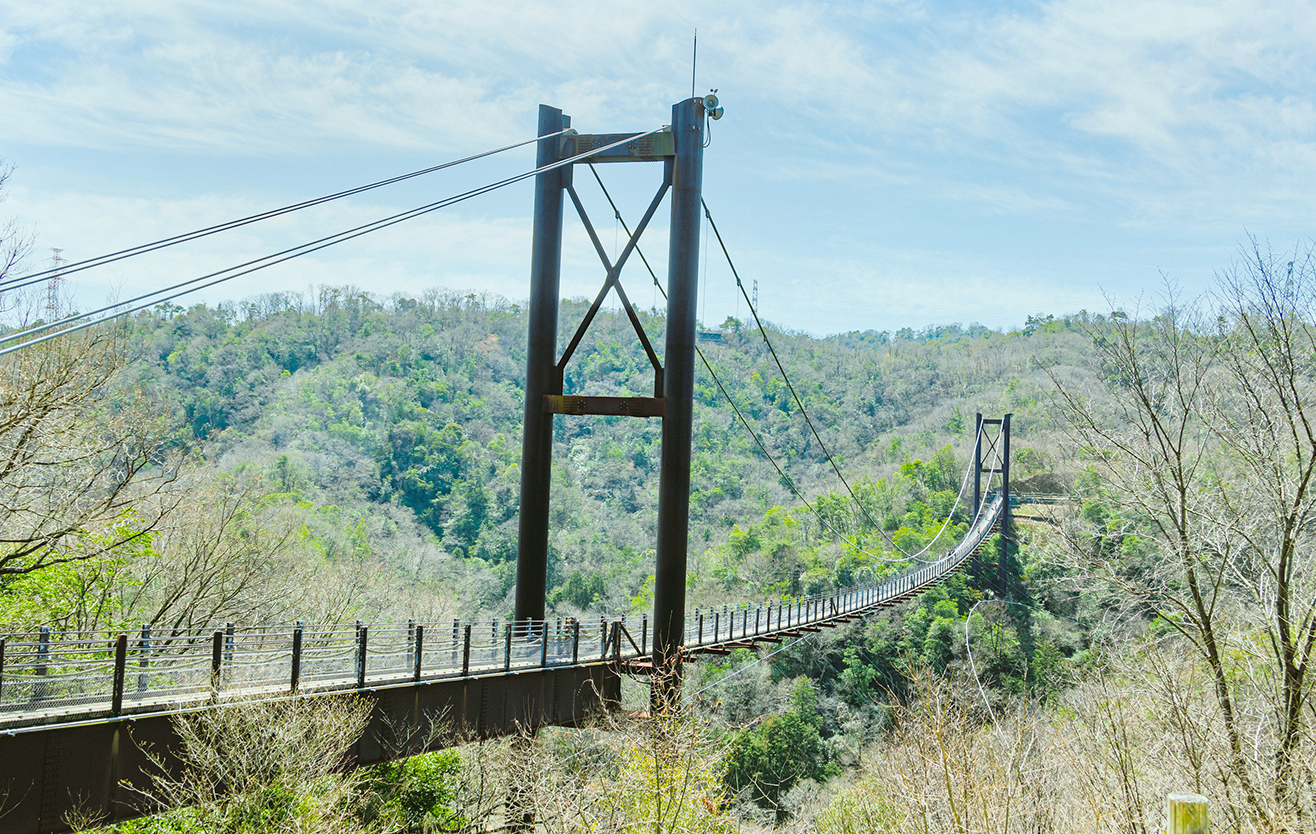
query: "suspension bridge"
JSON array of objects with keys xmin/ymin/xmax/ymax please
[{"xmin": 0, "ymin": 96, "xmax": 1020, "ymax": 833}]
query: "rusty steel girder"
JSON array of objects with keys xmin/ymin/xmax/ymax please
[{"xmin": 0, "ymin": 663, "xmax": 621, "ymax": 834}]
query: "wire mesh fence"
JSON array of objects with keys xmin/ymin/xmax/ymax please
[{"xmin": 0, "ymin": 494, "xmax": 1002, "ymax": 728}]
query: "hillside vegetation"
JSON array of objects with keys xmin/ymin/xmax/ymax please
[
  {"xmin": 6, "ymin": 241, "xmax": 1315, "ymax": 833},
  {"xmin": 6, "ymin": 287, "xmax": 1078, "ymax": 631}
]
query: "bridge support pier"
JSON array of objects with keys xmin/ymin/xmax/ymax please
[
  {"xmin": 973, "ymin": 413, "xmax": 1013, "ymax": 597},
  {"xmin": 652, "ymin": 97, "xmax": 706, "ymax": 707},
  {"xmin": 509, "ymin": 98, "xmax": 708, "ymax": 707},
  {"xmin": 998, "ymin": 413, "xmax": 1012, "ymax": 598},
  {"xmin": 973, "ymin": 412, "xmax": 983, "ymax": 516},
  {"xmin": 514, "ymin": 105, "xmax": 571, "ymax": 624}
]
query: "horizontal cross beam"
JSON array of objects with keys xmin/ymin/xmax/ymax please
[
  {"xmin": 566, "ymin": 131, "xmax": 674, "ymax": 163},
  {"xmin": 544, "ymin": 395, "xmax": 666, "ymax": 418}
]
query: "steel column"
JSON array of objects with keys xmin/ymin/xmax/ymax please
[
  {"xmin": 973, "ymin": 412, "xmax": 983, "ymax": 514},
  {"xmin": 652, "ymin": 98, "xmax": 706, "ymax": 700},
  {"xmin": 973, "ymin": 411, "xmax": 984, "ymax": 582},
  {"xmin": 515, "ymin": 104, "xmax": 571, "ymax": 623},
  {"xmin": 999, "ymin": 412, "xmax": 1012, "ymax": 598},
  {"xmin": 291, "ymin": 623, "xmax": 303, "ymax": 691}
]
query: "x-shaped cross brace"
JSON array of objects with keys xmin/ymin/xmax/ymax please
[
  {"xmin": 556, "ymin": 164, "xmax": 672, "ymax": 398},
  {"xmin": 979, "ymin": 421, "xmax": 1006, "ymax": 474}
]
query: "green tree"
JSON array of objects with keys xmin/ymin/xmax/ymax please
[
  {"xmin": 549, "ymin": 570, "xmax": 604, "ymax": 610},
  {"xmin": 723, "ymin": 679, "xmax": 839, "ymax": 818}
]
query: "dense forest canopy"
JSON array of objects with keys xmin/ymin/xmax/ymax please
[
  {"xmin": 0, "ymin": 284, "xmax": 1077, "ymax": 631},
  {"xmin": 3, "ymin": 240, "xmax": 1315, "ymax": 833}
]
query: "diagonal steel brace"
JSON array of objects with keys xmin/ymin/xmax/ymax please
[{"xmin": 557, "ymin": 171, "xmax": 671, "ymax": 396}]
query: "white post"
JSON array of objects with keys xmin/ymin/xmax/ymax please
[{"xmin": 1166, "ymin": 793, "xmax": 1208, "ymax": 834}]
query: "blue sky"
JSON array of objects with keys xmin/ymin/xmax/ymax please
[{"xmin": 2, "ymin": 0, "xmax": 1314, "ymax": 335}]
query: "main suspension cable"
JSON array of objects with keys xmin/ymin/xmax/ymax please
[
  {"xmin": 701, "ymin": 200, "xmax": 916, "ymax": 556},
  {"xmin": 697, "ymin": 343, "xmax": 909, "ymax": 563},
  {"xmin": 898, "ymin": 421, "xmax": 983, "ymax": 561},
  {"xmin": 1, "ymin": 130, "xmax": 570, "ymax": 293},
  {"xmin": 0, "ymin": 128, "xmax": 664, "ymax": 357},
  {"xmin": 585, "ymin": 170, "xmax": 908, "ymax": 564}
]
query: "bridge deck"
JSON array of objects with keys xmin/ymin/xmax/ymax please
[{"xmin": 0, "ymin": 495, "xmax": 1003, "ymax": 834}]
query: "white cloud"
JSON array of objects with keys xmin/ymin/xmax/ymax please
[{"xmin": 4, "ymin": 0, "xmax": 1316, "ymax": 332}]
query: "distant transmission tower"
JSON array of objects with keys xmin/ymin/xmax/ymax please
[
  {"xmin": 47, "ymin": 248, "xmax": 65, "ymax": 320},
  {"xmin": 752, "ymin": 279, "xmax": 758, "ymax": 313}
]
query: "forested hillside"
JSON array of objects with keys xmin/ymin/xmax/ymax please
[
  {"xmin": 12, "ymin": 257, "xmax": 1316, "ymax": 833},
  {"xmin": 92, "ymin": 287, "xmax": 1082, "ymax": 628}
]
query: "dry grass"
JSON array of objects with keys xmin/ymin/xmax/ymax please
[{"xmin": 815, "ymin": 649, "xmax": 1315, "ymax": 834}]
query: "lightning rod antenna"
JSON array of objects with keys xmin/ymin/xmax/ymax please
[{"xmin": 691, "ymin": 29, "xmax": 697, "ymax": 99}]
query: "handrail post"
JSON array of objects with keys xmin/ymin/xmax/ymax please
[
  {"xmin": 224, "ymin": 622, "xmax": 235, "ymax": 683},
  {"xmin": 111, "ymin": 634, "xmax": 127, "ymax": 716},
  {"xmin": 210, "ymin": 630, "xmax": 223, "ymax": 700},
  {"xmin": 356, "ymin": 625, "xmax": 369, "ymax": 688},
  {"xmin": 504, "ymin": 623, "xmax": 513, "ymax": 672},
  {"xmin": 698, "ymin": 613, "xmax": 704, "ymax": 644},
  {"xmin": 540, "ymin": 621, "xmax": 549, "ymax": 667},
  {"xmin": 641, "ymin": 614, "xmax": 648, "ymax": 656},
  {"xmin": 406, "ymin": 619, "xmax": 416, "ymax": 675},
  {"xmin": 571, "ymin": 620, "xmax": 580, "ymax": 664},
  {"xmin": 413, "ymin": 625, "xmax": 424, "ymax": 682},
  {"xmin": 291, "ymin": 623, "xmax": 303, "ymax": 692},
  {"xmin": 452, "ymin": 619, "xmax": 460, "ymax": 668},
  {"xmin": 462, "ymin": 625, "xmax": 472, "ymax": 676},
  {"xmin": 36, "ymin": 626, "xmax": 49, "ymax": 699},
  {"xmin": 713, "ymin": 611, "xmax": 719, "ymax": 643},
  {"xmin": 137, "ymin": 624, "xmax": 151, "ymax": 693}
]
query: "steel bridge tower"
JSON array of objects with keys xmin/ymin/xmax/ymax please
[
  {"xmin": 973, "ymin": 413, "xmax": 1013, "ymax": 597},
  {"xmin": 513, "ymin": 97, "xmax": 712, "ymax": 699}
]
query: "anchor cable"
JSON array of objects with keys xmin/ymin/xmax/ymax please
[
  {"xmin": 0, "ymin": 128, "xmax": 664, "ymax": 356},
  {"xmin": 2, "ymin": 130, "xmax": 571, "ymax": 293}
]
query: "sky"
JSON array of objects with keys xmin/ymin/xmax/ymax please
[{"xmin": 1, "ymin": 0, "xmax": 1314, "ymax": 336}]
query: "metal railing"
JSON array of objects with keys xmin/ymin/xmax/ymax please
[{"xmin": 0, "ymin": 495, "xmax": 1002, "ymax": 729}]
